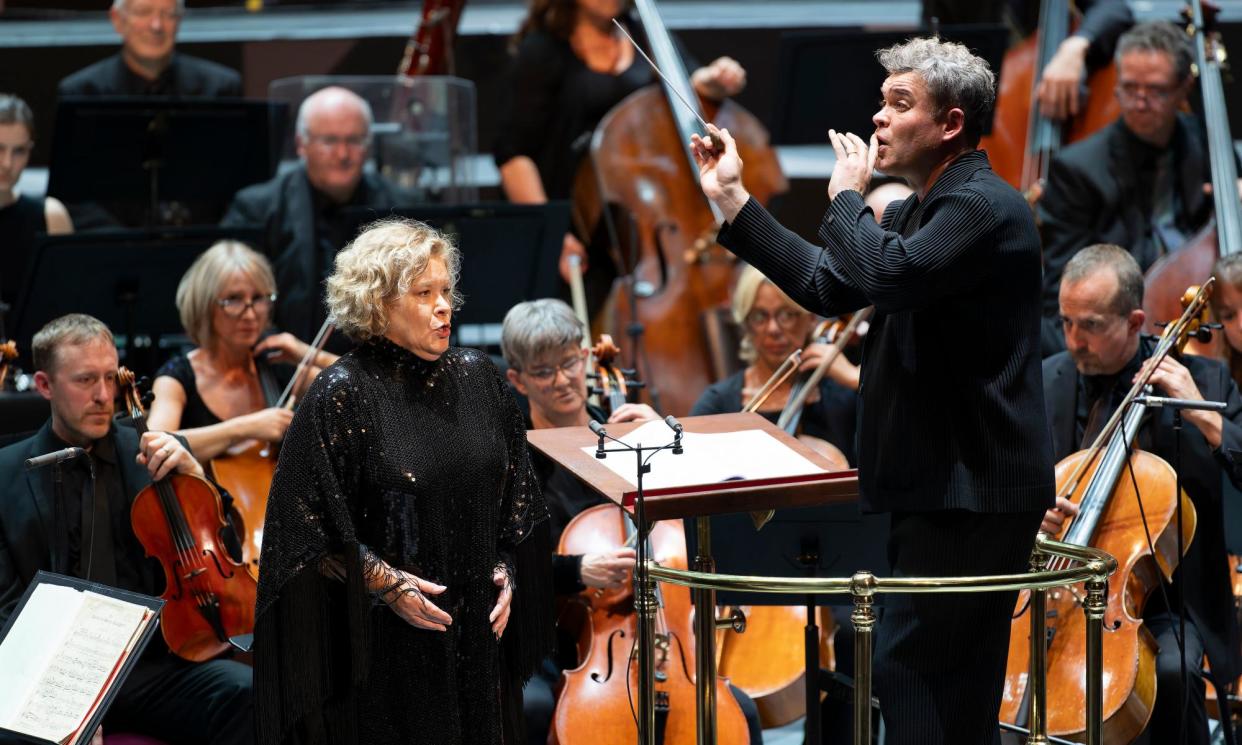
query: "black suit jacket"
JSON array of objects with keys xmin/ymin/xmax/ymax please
[
  {"xmin": 1037, "ymin": 116, "xmax": 1212, "ymax": 355},
  {"xmin": 1043, "ymin": 350, "xmax": 1242, "ymax": 681},
  {"xmin": 719, "ymin": 150, "xmax": 1055, "ymax": 515},
  {"xmin": 0, "ymin": 422, "xmax": 160, "ymax": 624},
  {"xmin": 220, "ymin": 166, "xmax": 413, "ymax": 344},
  {"xmin": 57, "ymin": 52, "xmax": 242, "ymax": 98}
]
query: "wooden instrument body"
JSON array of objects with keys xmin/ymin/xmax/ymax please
[
  {"xmin": 999, "ymin": 448, "xmax": 1196, "ymax": 742},
  {"xmin": 208, "ymin": 440, "xmax": 275, "ymax": 577},
  {"xmin": 578, "ymin": 87, "xmax": 786, "ymax": 417},
  {"xmin": 1143, "ymin": 221, "xmax": 1227, "ymax": 357},
  {"xmin": 130, "ymin": 472, "xmax": 258, "ymax": 662},
  {"xmin": 552, "ymin": 503, "xmax": 749, "ymax": 744}
]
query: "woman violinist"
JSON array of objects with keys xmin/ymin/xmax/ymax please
[
  {"xmin": 146, "ymin": 240, "xmax": 337, "ymax": 459},
  {"xmin": 494, "ymin": 0, "xmax": 745, "ymax": 308}
]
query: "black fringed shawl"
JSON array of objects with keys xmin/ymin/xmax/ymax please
[{"xmin": 254, "ymin": 339, "xmax": 553, "ymax": 744}]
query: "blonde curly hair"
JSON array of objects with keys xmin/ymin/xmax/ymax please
[{"xmin": 326, "ymin": 218, "xmax": 462, "ymax": 342}]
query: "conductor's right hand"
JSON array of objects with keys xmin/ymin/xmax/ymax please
[
  {"xmin": 383, "ymin": 569, "xmax": 453, "ymax": 631},
  {"xmin": 239, "ymin": 407, "xmax": 294, "ymax": 442},
  {"xmin": 559, "ymin": 233, "xmax": 588, "ymax": 285},
  {"xmin": 691, "ymin": 126, "xmax": 750, "ymax": 222},
  {"xmin": 1039, "ymin": 496, "xmax": 1079, "ymax": 536}
]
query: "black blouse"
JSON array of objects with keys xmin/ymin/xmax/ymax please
[{"xmin": 155, "ymin": 351, "xmax": 293, "ymax": 429}]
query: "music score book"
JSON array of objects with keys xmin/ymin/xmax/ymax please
[{"xmin": 0, "ymin": 572, "xmax": 164, "ymax": 745}]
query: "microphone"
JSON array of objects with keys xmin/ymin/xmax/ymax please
[
  {"xmin": 1133, "ymin": 395, "xmax": 1227, "ymax": 412},
  {"xmin": 588, "ymin": 420, "xmax": 606, "ymax": 437},
  {"xmin": 663, "ymin": 415, "xmax": 683, "ymax": 434},
  {"xmin": 588, "ymin": 419, "xmax": 607, "ymax": 459},
  {"xmin": 25, "ymin": 447, "xmax": 87, "ymax": 471}
]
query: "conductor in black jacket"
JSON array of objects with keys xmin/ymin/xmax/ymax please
[
  {"xmin": 1041, "ymin": 245, "xmax": 1242, "ymax": 745},
  {"xmin": 691, "ymin": 37, "xmax": 1055, "ymax": 744},
  {"xmin": 58, "ymin": 0, "xmax": 241, "ymax": 98}
]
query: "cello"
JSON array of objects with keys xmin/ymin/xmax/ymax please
[
  {"xmin": 120, "ymin": 368, "xmax": 258, "ymax": 662},
  {"xmin": 1142, "ymin": 2, "xmax": 1241, "ymax": 356},
  {"xmin": 999, "ymin": 283, "xmax": 1212, "ymax": 742},
  {"xmin": 579, "ymin": 0, "xmax": 787, "ymax": 416},
  {"xmin": 980, "ymin": 0, "xmax": 1119, "ymax": 195}
]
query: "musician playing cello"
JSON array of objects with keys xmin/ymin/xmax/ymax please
[
  {"xmin": 692, "ymin": 37, "xmax": 1055, "ymax": 743},
  {"xmin": 1041, "ymin": 244, "xmax": 1242, "ymax": 745},
  {"xmin": 0, "ymin": 314, "xmax": 253, "ymax": 745}
]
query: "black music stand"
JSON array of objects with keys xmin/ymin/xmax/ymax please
[
  {"xmin": 11, "ymin": 227, "xmax": 260, "ymax": 376},
  {"xmin": 772, "ymin": 25, "xmax": 1009, "ymax": 145},
  {"xmin": 342, "ymin": 201, "xmax": 569, "ymax": 352},
  {"xmin": 48, "ymin": 97, "xmax": 286, "ymax": 228}
]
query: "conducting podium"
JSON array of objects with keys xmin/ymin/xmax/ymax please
[{"xmin": 528, "ymin": 412, "xmax": 860, "ymax": 745}]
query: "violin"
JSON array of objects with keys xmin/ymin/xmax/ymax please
[
  {"xmin": 121, "ymin": 368, "xmax": 258, "ymax": 662},
  {"xmin": 588, "ymin": 334, "xmax": 644, "ymax": 420},
  {"xmin": 1000, "ymin": 283, "xmax": 1212, "ymax": 742},
  {"xmin": 552, "ymin": 503, "xmax": 749, "ymax": 744}
]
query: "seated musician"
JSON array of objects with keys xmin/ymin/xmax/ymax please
[
  {"xmin": 499, "ymin": 298, "xmax": 763, "ymax": 745},
  {"xmin": 222, "ymin": 86, "xmax": 415, "ymax": 348},
  {"xmin": 691, "ymin": 264, "xmax": 858, "ymax": 468},
  {"xmin": 1040, "ymin": 244, "xmax": 1242, "ymax": 745},
  {"xmin": 0, "ymin": 314, "xmax": 252, "ymax": 744},
  {"xmin": 0, "ymin": 94, "xmax": 72, "ymax": 318},
  {"xmin": 1038, "ymin": 21, "xmax": 1212, "ymax": 355},
  {"xmin": 146, "ymin": 240, "xmax": 336, "ymax": 459},
  {"xmin": 57, "ymin": 0, "xmax": 241, "ymax": 98}
]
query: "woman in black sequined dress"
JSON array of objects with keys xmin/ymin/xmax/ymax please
[{"xmin": 254, "ymin": 218, "xmax": 552, "ymax": 745}]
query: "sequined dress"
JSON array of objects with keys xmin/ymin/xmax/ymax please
[{"xmin": 254, "ymin": 339, "xmax": 552, "ymax": 744}]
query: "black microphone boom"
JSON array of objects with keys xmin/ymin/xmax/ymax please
[{"xmin": 25, "ymin": 447, "xmax": 87, "ymax": 471}]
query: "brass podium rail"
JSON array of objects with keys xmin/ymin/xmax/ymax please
[{"xmin": 641, "ymin": 534, "xmax": 1117, "ymax": 745}]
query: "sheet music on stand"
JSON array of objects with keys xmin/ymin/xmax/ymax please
[{"xmin": 0, "ymin": 572, "xmax": 164, "ymax": 745}]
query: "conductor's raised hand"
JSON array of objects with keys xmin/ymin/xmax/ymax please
[
  {"xmin": 383, "ymin": 570, "xmax": 453, "ymax": 631},
  {"xmin": 827, "ymin": 130, "xmax": 877, "ymax": 201},
  {"xmin": 691, "ymin": 125, "xmax": 749, "ymax": 222}
]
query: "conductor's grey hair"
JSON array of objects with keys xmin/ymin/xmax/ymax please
[
  {"xmin": 1116, "ymin": 21, "xmax": 1194, "ymax": 83},
  {"xmin": 876, "ymin": 37, "xmax": 997, "ymax": 147},
  {"xmin": 501, "ymin": 299, "xmax": 584, "ymax": 372},
  {"xmin": 295, "ymin": 86, "xmax": 375, "ymax": 141}
]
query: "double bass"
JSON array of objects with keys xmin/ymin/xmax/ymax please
[
  {"xmin": 980, "ymin": 0, "xmax": 1119, "ymax": 194},
  {"xmin": 120, "ymin": 368, "xmax": 258, "ymax": 662},
  {"xmin": 1000, "ymin": 284, "xmax": 1212, "ymax": 742},
  {"xmin": 578, "ymin": 0, "xmax": 787, "ymax": 416}
]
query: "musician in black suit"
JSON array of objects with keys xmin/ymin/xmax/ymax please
[
  {"xmin": 221, "ymin": 86, "xmax": 413, "ymax": 347},
  {"xmin": 692, "ymin": 36, "xmax": 1054, "ymax": 744},
  {"xmin": 1040, "ymin": 244, "xmax": 1242, "ymax": 745},
  {"xmin": 0, "ymin": 314, "xmax": 252, "ymax": 745},
  {"xmin": 57, "ymin": 0, "xmax": 241, "ymax": 98},
  {"xmin": 1037, "ymin": 22, "xmax": 1210, "ymax": 355}
]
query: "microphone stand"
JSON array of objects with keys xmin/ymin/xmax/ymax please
[{"xmin": 591, "ymin": 420, "xmax": 682, "ymax": 745}]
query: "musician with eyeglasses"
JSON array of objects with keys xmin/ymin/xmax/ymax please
[
  {"xmin": 57, "ymin": 0, "xmax": 241, "ymax": 98},
  {"xmin": 222, "ymin": 86, "xmax": 416, "ymax": 348},
  {"xmin": 146, "ymin": 240, "xmax": 338, "ymax": 460},
  {"xmin": 1038, "ymin": 21, "xmax": 1220, "ymax": 356}
]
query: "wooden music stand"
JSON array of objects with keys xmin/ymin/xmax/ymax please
[{"xmin": 528, "ymin": 412, "xmax": 860, "ymax": 745}]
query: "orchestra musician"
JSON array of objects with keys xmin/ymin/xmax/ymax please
[
  {"xmin": 1038, "ymin": 21, "xmax": 1213, "ymax": 355},
  {"xmin": 0, "ymin": 314, "xmax": 252, "ymax": 745},
  {"xmin": 920, "ymin": 0, "xmax": 1133, "ymax": 121},
  {"xmin": 254, "ymin": 219, "xmax": 552, "ymax": 745},
  {"xmin": 146, "ymin": 240, "xmax": 337, "ymax": 459},
  {"xmin": 1040, "ymin": 244, "xmax": 1242, "ymax": 745},
  {"xmin": 0, "ymin": 93, "xmax": 72, "ymax": 323},
  {"xmin": 221, "ymin": 86, "xmax": 416, "ymax": 348},
  {"xmin": 57, "ymin": 0, "xmax": 241, "ymax": 98},
  {"xmin": 494, "ymin": 0, "xmax": 746, "ymax": 310},
  {"xmin": 499, "ymin": 297, "xmax": 764, "ymax": 745},
  {"xmin": 691, "ymin": 37, "xmax": 1055, "ymax": 743},
  {"xmin": 689, "ymin": 264, "xmax": 857, "ymax": 467}
]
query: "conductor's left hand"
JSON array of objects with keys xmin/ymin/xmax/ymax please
[
  {"xmin": 827, "ymin": 130, "xmax": 877, "ymax": 201},
  {"xmin": 490, "ymin": 567, "xmax": 513, "ymax": 639},
  {"xmin": 137, "ymin": 431, "xmax": 204, "ymax": 481},
  {"xmin": 691, "ymin": 126, "xmax": 749, "ymax": 222},
  {"xmin": 691, "ymin": 56, "xmax": 747, "ymax": 101}
]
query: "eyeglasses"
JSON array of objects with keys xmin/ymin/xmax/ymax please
[
  {"xmin": 522, "ymin": 355, "xmax": 586, "ymax": 384},
  {"xmin": 305, "ymin": 133, "xmax": 371, "ymax": 150},
  {"xmin": 1115, "ymin": 82, "xmax": 1178, "ymax": 105},
  {"xmin": 745, "ymin": 308, "xmax": 806, "ymax": 331},
  {"xmin": 1059, "ymin": 313, "xmax": 1125, "ymax": 336},
  {"xmin": 0, "ymin": 143, "xmax": 33, "ymax": 160},
  {"xmin": 216, "ymin": 293, "xmax": 276, "ymax": 318},
  {"xmin": 123, "ymin": 6, "xmax": 183, "ymax": 22}
]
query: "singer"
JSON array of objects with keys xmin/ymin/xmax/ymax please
[
  {"xmin": 254, "ymin": 219, "xmax": 553, "ymax": 745},
  {"xmin": 691, "ymin": 37, "xmax": 1055, "ymax": 744},
  {"xmin": 1040, "ymin": 244, "xmax": 1242, "ymax": 744},
  {"xmin": 0, "ymin": 313, "xmax": 253, "ymax": 744}
]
